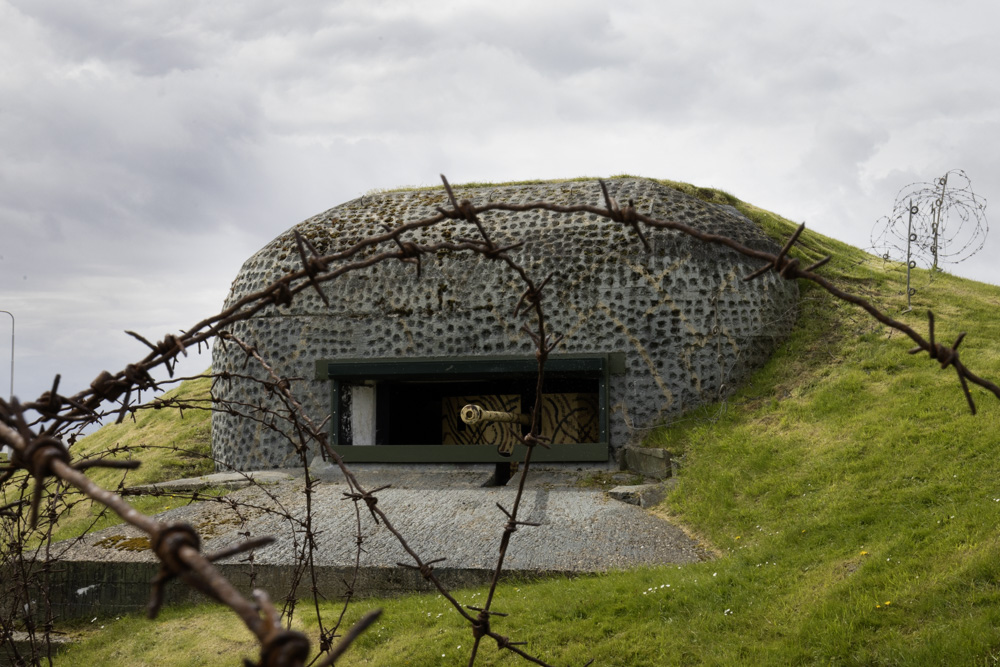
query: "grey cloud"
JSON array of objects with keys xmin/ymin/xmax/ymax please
[
  {"xmin": 460, "ymin": 7, "xmax": 628, "ymax": 78},
  {"xmin": 1, "ymin": 65, "xmax": 266, "ymax": 245},
  {"xmin": 8, "ymin": 0, "xmax": 214, "ymax": 76}
]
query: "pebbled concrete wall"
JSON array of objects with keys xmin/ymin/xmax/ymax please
[{"xmin": 211, "ymin": 178, "xmax": 799, "ymax": 470}]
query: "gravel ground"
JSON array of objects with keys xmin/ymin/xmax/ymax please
[{"xmin": 52, "ymin": 463, "xmax": 711, "ymax": 574}]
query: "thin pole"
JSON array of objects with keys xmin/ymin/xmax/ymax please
[
  {"xmin": 905, "ymin": 201, "xmax": 916, "ymax": 312},
  {"xmin": 0, "ymin": 310, "xmax": 10, "ymax": 457},
  {"xmin": 931, "ymin": 172, "xmax": 949, "ymax": 272},
  {"xmin": 0, "ymin": 309, "xmax": 12, "ymax": 402}
]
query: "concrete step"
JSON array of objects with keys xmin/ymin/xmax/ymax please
[{"xmin": 125, "ymin": 469, "xmax": 297, "ymax": 494}]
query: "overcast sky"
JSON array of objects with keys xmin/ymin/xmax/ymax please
[{"xmin": 2, "ymin": 0, "xmax": 998, "ymax": 419}]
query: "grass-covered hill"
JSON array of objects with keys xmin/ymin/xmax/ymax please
[
  {"xmin": 56, "ymin": 180, "xmax": 1000, "ymax": 665},
  {"xmin": 2, "ymin": 375, "xmax": 216, "ymax": 544}
]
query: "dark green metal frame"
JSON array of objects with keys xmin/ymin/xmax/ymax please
[{"xmin": 315, "ymin": 354, "xmax": 623, "ymax": 463}]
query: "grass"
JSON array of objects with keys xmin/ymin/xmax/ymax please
[
  {"xmin": 0, "ymin": 374, "xmax": 215, "ymax": 545},
  {"xmin": 46, "ymin": 181, "xmax": 1000, "ymax": 664},
  {"xmin": 55, "ymin": 605, "xmax": 261, "ymax": 666},
  {"xmin": 70, "ymin": 373, "xmax": 215, "ymax": 485},
  {"xmin": 54, "ymin": 374, "xmax": 216, "ymax": 542}
]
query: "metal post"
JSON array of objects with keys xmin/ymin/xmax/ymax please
[
  {"xmin": 931, "ymin": 172, "xmax": 949, "ymax": 272},
  {"xmin": 905, "ymin": 201, "xmax": 917, "ymax": 312},
  {"xmin": 0, "ymin": 309, "xmax": 11, "ymax": 403},
  {"xmin": 0, "ymin": 309, "xmax": 11, "ymax": 457}
]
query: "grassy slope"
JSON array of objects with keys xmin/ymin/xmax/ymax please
[
  {"xmin": 70, "ymin": 374, "xmax": 214, "ymax": 485},
  {"xmin": 57, "ymin": 181, "xmax": 1000, "ymax": 665},
  {"xmin": 2, "ymin": 375, "xmax": 216, "ymax": 544}
]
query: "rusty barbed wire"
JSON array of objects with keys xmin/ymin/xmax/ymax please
[{"xmin": 2, "ymin": 174, "xmax": 999, "ymax": 666}]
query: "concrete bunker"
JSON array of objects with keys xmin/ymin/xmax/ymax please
[{"xmin": 212, "ymin": 178, "xmax": 799, "ymax": 470}]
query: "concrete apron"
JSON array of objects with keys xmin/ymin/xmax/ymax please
[{"xmin": 31, "ymin": 462, "xmax": 709, "ymax": 620}]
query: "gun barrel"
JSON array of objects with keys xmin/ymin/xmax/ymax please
[{"xmin": 460, "ymin": 404, "xmax": 530, "ymax": 427}]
